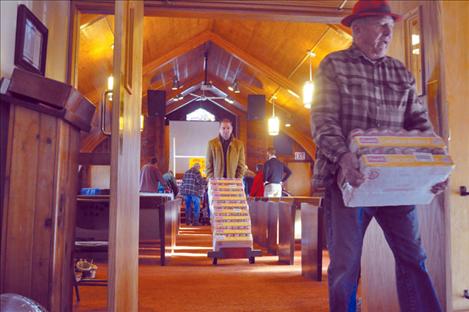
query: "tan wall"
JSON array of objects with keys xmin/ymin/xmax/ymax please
[
  {"xmin": 441, "ymin": 2, "xmax": 469, "ymax": 311},
  {"xmin": 0, "ymin": 0, "xmax": 70, "ymax": 81}
]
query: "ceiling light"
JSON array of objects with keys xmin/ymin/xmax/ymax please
[
  {"xmin": 228, "ymin": 80, "xmax": 240, "ymax": 94},
  {"xmin": 176, "ymin": 93, "xmax": 184, "ymax": 101},
  {"xmin": 285, "ymin": 123, "xmax": 291, "ymax": 127},
  {"xmin": 268, "ymin": 116, "xmax": 280, "ymax": 136},
  {"xmin": 303, "ymin": 51, "xmax": 315, "ymax": 109},
  {"xmin": 268, "ymin": 98, "xmax": 279, "ymax": 136},
  {"xmin": 224, "ymin": 97, "xmax": 234, "ymax": 104},
  {"xmin": 303, "ymin": 81, "xmax": 314, "ymax": 109},
  {"xmin": 172, "ymin": 77, "xmax": 181, "ymax": 90},
  {"xmin": 107, "ymin": 75, "xmax": 114, "ymax": 91}
]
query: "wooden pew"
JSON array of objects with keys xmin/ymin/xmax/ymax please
[
  {"xmin": 139, "ymin": 194, "xmax": 180, "ymax": 266},
  {"xmin": 277, "ymin": 201, "xmax": 296, "ymax": 264},
  {"xmin": 267, "ymin": 201, "xmax": 278, "ymax": 255},
  {"xmin": 248, "ymin": 196, "xmax": 322, "ymax": 267},
  {"xmin": 301, "ymin": 202, "xmax": 324, "ymax": 281}
]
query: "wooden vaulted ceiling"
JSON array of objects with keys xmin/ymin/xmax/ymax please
[{"xmin": 77, "ymin": 1, "xmax": 354, "ymax": 153}]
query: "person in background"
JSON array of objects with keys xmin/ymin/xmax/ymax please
[
  {"xmin": 180, "ymin": 163, "xmax": 205, "ymax": 226},
  {"xmin": 243, "ymin": 165, "xmax": 255, "ymax": 196},
  {"xmin": 139, "ymin": 157, "xmax": 168, "ymax": 193},
  {"xmin": 263, "ymin": 147, "xmax": 291, "ymax": 197},
  {"xmin": 249, "ymin": 163, "xmax": 265, "ymax": 197},
  {"xmin": 310, "ymin": 1, "xmax": 446, "ymax": 311},
  {"xmin": 161, "ymin": 170, "xmax": 179, "ymax": 196},
  {"xmin": 206, "ymin": 119, "xmax": 246, "ymax": 179}
]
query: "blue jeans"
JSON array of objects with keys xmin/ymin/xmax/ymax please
[
  {"xmin": 184, "ymin": 194, "xmax": 200, "ymax": 225},
  {"xmin": 325, "ymin": 183, "xmax": 442, "ymax": 312},
  {"xmin": 204, "ymin": 191, "xmax": 210, "ymax": 219}
]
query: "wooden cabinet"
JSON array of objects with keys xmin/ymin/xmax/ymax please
[{"xmin": 0, "ymin": 72, "xmax": 94, "ymax": 311}]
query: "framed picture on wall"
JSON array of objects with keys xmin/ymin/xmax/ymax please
[{"xmin": 14, "ymin": 4, "xmax": 48, "ymax": 76}]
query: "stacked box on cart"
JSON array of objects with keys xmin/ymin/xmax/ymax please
[{"xmin": 208, "ymin": 179, "xmax": 253, "ymax": 251}]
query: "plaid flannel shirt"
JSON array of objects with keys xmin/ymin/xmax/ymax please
[
  {"xmin": 310, "ymin": 44, "xmax": 432, "ymax": 188},
  {"xmin": 180, "ymin": 167, "xmax": 205, "ymax": 197}
]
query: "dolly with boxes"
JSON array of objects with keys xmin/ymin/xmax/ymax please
[{"xmin": 207, "ymin": 178, "xmax": 261, "ymax": 264}]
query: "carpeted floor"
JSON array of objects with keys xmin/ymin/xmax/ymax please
[{"xmin": 73, "ymin": 225, "xmax": 329, "ymax": 312}]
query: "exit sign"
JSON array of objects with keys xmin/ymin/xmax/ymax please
[{"xmin": 294, "ymin": 152, "xmax": 305, "ymax": 160}]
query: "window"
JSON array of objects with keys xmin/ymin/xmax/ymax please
[
  {"xmin": 186, "ymin": 108, "xmax": 215, "ymax": 121},
  {"xmin": 404, "ymin": 6, "xmax": 425, "ymax": 96}
]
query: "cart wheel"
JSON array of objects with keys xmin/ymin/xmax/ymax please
[
  {"xmin": 212, "ymin": 257, "xmax": 218, "ymax": 265},
  {"xmin": 249, "ymin": 256, "xmax": 255, "ymax": 264}
]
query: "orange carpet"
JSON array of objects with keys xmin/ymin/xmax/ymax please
[{"xmin": 73, "ymin": 225, "xmax": 329, "ymax": 311}]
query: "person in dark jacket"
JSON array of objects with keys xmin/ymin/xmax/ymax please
[
  {"xmin": 263, "ymin": 148, "xmax": 291, "ymax": 197},
  {"xmin": 161, "ymin": 170, "xmax": 179, "ymax": 196}
]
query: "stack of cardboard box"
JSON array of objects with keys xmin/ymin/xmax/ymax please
[
  {"xmin": 339, "ymin": 129, "xmax": 454, "ymax": 207},
  {"xmin": 208, "ymin": 179, "xmax": 253, "ymax": 251}
]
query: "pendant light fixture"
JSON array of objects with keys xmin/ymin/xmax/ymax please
[
  {"xmin": 303, "ymin": 51, "xmax": 315, "ymax": 109},
  {"xmin": 228, "ymin": 80, "xmax": 240, "ymax": 93},
  {"xmin": 268, "ymin": 97, "xmax": 279, "ymax": 136},
  {"xmin": 171, "ymin": 77, "xmax": 181, "ymax": 90}
]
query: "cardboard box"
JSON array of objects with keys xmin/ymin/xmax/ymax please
[
  {"xmin": 349, "ymin": 134, "xmax": 446, "ymax": 155},
  {"xmin": 339, "ymin": 153, "xmax": 454, "ymax": 207}
]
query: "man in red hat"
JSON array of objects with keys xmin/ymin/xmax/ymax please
[{"xmin": 311, "ymin": 1, "xmax": 445, "ymax": 311}]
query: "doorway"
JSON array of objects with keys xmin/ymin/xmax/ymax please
[{"xmin": 69, "ymin": 1, "xmax": 354, "ymax": 311}]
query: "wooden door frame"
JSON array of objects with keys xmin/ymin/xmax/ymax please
[{"xmin": 66, "ymin": 2, "xmax": 461, "ymax": 311}]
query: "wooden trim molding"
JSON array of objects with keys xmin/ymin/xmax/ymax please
[{"xmin": 144, "ymin": 1, "xmax": 351, "ymax": 24}]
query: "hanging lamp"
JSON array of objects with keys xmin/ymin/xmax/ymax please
[
  {"xmin": 268, "ymin": 97, "xmax": 279, "ymax": 136},
  {"xmin": 303, "ymin": 51, "xmax": 315, "ymax": 109}
]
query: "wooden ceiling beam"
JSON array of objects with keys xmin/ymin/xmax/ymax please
[
  {"xmin": 209, "ymin": 98, "xmax": 246, "ymax": 117},
  {"xmin": 166, "ymin": 74, "xmax": 205, "ymax": 101},
  {"xmin": 207, "ymin": 31, "xmax": 301, "ymax": 96},
  {"xmin": 144, "ymin": 1, "xmax": 350, "ymax": 24},
  {"xmin": 142, "ymin": 30, "xmax": 212, "ymax": 80},
  {"xmin": 141, "ymin": 31, "xmax": 303, "ymax": 98},
  {"xmin": 206, "ymin": 75, "xmax": 247, "ymax": 111},
  {"xmin": 327, "ymin": 23, "xmax": 353, "ymax": 40},
  {"xmin": 80, "ymin": 128, "xmax": 107, "ymax": 153},
  {"xmin": 141, "ymin": 73, "xmax": 205, "ymax": 110},
  {"xmin": 165, "ymin": 74, "xmax": 247, "ymax": 115}
]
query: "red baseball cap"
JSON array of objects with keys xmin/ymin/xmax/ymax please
[{"xmin": 341, "ymin": 0, "xmax": 401, "ymax": 27}]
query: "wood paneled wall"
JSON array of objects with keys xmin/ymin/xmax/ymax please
[
  {"xmin": 1, "ymin": 104, "xmax": 79, "ymax": 311},
  {"xmin": 361, "ymin": 1, "xmax": 451, "ymax": 311},
  {"xmin": 441, "ymin": 1, "xmax": 469, "ymax": 311},
  {"xmin": 246, "ymin": 119, "xmax": 271, "ymax": 170},
  {"xmin": 0, "ymin": 102, "xmax": 9, "ymax": 234},
  {"xmin": 141, "ymin": 115, "xmax": 165, "ymax": 170}
]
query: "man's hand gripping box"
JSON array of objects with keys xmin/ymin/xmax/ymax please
[{"xmin": 339, "ymin": 153, "xmax": 453, "ymax": 207}]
